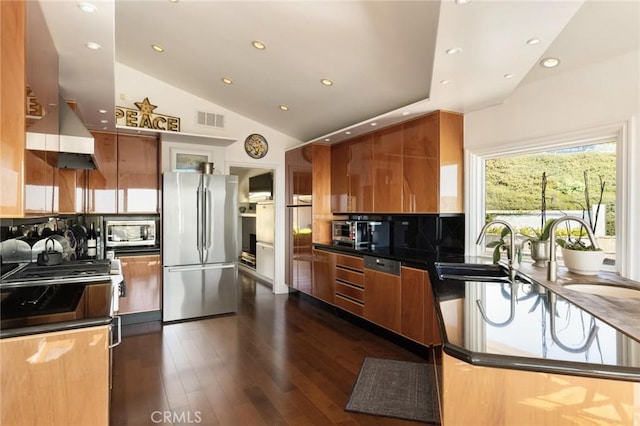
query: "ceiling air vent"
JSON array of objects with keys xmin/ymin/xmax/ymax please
[{"xmin": 196, "ymin": 111, "xmax": 225, "ymax": 129}]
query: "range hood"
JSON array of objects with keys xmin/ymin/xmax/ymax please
[{"xmin": 26, "ymin": 95, "xmax": 99, "ymax": 170}]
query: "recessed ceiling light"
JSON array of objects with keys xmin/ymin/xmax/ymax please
[
  {"xmin": 100, "ymin": 119, "xmax": 109, "ymax": 124},
  {"xmin": 78, "ymin": 3, "xmax": 97, "ymax": 13},
  {"xmin": 320, "ymin": 79, "xmax": 333, "ymax": 86},
  {"xmin": 324, "ymin": 138, "xmax": 331, "ymax": 142},
  {"xmin": 456, "ymin": 0, "xmax": 470, "ymax": 4},
  {"xmin": 446, "ymin": 47, "xmax": 462, "ymax": 55},
  {"xmin": 152, "ymin": 44, "xmax": 165, "ymax": 53},
  {"xmin": 527, "ymin": 38, "xmax": 541, "ymax": 45},
  {"xmin": 168, "ymin": 0, "xmax": 179, "ymax": 3},
  {"xmin": 370, "ymin": 122, "xmax": 377, "ymax": 127},
  {"xmin": 402, "ymin": 111, "xmax": 410, "ymax": 116},
  {"xmin": 345, "ymin": 131, "xmax": 351, "ymax": 135},
  {"xmin": 504, "ymin": 73, "xmax": 515, "ymax": 79},
  {"xmin": 98, "ymin": 109, "xmax": 107, "ymax": 114},
  {"xmin": 279, "ymin": 105, "xmax": 289, "ymax": 111},
  {"xmin": 103, "ymin": 126, "xmax": 108, "ymax": 130},
  {"xmin": 440, "ymin": 79, "xmax": 451, "ymax": 85},
  {"xmin": 85, "ymin": 42, "xmax": 102, "ymax": 50},
  {"xmin": 540, "ymin": 57, "xmax": 560, "ymax": 68},
  {"xmin": 222, "ymin": 77, "xmax": 233, "ymax": 84},
  {"xmin": 252, "ymin": 40, "xmax": 266, "ymax": 50}
]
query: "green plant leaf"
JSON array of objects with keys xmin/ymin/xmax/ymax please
[{"xmin": 492, "ymin": 245, "xmax": 502, "ymax": 263}]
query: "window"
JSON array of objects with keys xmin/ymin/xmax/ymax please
[{"xmin": 484, "ymin": 142, "xmax": 616, "ymax": 266}]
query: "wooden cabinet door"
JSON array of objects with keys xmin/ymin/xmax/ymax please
[
  {"xmin": 117, "ymin": 134, "xmax": 159, "ymax": 213},
  {"xmin": 401, "ymin": 266, "xmax": 425, "ymax": 344},
  {"xmin": 438, "ymin": 111, "xmax": 464, "ymax": 213},
  {"xmin": 424, "ymin": 271, "xmax": 441, "ymax": 345},
  {"xmin": 373, "ymin": 126, "xmax": 403, "ymax": 213},
  {"xmin": 312, "ymin": 249, "xmax": 335, "ymax": 302},
  {"xmin": 403, "ymin": 114, "xmax": 439, "ymax": 213},
  {"xmin": 364, "ymin": 269, "xmax": 401, "ymax": 332},
  {"xmin": 349, "ymin": 135, "xmax": 373, "ymax": 213},
  {"xmin": 312, "ymin": 144, "xmax": 332, "ymax": 243},
  {"xmin": 118, "ymin": 254, "xmax": 161, "ymax": 314},
  {"xmin": 331, "ymin": 142, "xmax": 349, "ymax": 213},
  {"xmin": 24, "ymin": 150, "xmax": 56, "ymax": 214},
  {"xmin": 87, "ymin": 132, "xmax": 117, "ymax": 214},
  {"xmin": 58, "ymin": 169, "xmax": 86, "ymax": 214}
]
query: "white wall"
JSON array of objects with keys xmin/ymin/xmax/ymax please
[
  {"xmin": 116, "ymin": 63, "xmax": 303, "ymax": 293},
  {"xmin": 465, "ymin": 49, "xmax": 640, "ymax": 280}
]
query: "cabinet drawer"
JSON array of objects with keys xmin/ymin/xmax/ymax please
[
  {"xmin": 335, "ymin": 282, "xmax": 364, "ymax": 302},
  {"xmin": 335, "ymin": 267, "xmax": 364, "ymax": 287},
  {"xmin": 335, "ymin": 254, "xmax": 363, "ymax": 271},
  {"xmin": 335, "ymin": 294, "xmax": 364, "ymax": 317}
]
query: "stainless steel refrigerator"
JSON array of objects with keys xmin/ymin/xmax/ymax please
[{"xmin": 162, "ymin": 172, "xmax": 238, "ymax": 322}]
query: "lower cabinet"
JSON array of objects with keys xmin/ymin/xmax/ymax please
[
  {"xmin": 309, "ymin": 249, "xmax": 442, "ymax": 347},
  {"xmin": 312, "ymin": 248, "xmax": 335, "ymax": 304},
  {"xmin": 0, "ymin": 325, "xmax": 110, "ymax": 425},
  {"xmin": 256, "ymin": 242, "xmax": 275, "ymax": 280},
  {"xmin": 118, "ymin": 254, "xmax": 161, "ymax": 314}
]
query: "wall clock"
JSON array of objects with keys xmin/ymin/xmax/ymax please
[{"xmin": 244, "ymin": 134, "xmax": 269, "ymax": 159}]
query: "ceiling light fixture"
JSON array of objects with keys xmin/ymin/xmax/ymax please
[
  {"xmin": 252, "ymin": 40, "xmax": 266, "ymax": 50},
  {"xmin": 279, "ymin": 105, "xmax": 289, "ymax": 111},
  {"xmin": 222, "ymin": 77, "xmax": 233, "ymax": 84},
  {"xmin": 526, "ymin": 38, "xmax": 541, "ymax": 45},
  {"xmin": 98, "ymin": 109, "xmax": 107, "ymax": 114},
  {"xmin": 100, "ymin": 119, "xmax": 109, "ymax": 124},
  {"xmin": 455, "ymin": 0, "xmax": 471, "ymax": 4},
  {"xmin": 402, "ymin": 111, "xmax": 410, "ymax": 116},
  {"xmin": 540, "ymin": 57, "xmax": 560, "ymax": 68},
  {"xmin": 168, "ymin": 0, "xmax": 179, "ymax": 3},
  {"xmin": 446, "ymin": 47, "xmax": 462, "ymax": 55},
  {"xmin": 504, "ymin": 73, "xmax": 515, "ymax": 79},
  {"xmin": 440, "ymin": 79, "xmax": 451, "ymax": 85},
  {"xmin": 152, "ymin": 44, "xmax": 165, "ymax": 53},
  {"xmin": 370, "ymin": 122, "xmax": 377, "ymax": 127},
  {"xmin": 85, "ymin": 42, "xmax": 102, "ymax": 50},
  {"xmin": 320, "ymin": 79, "xmax": 333, "ymax": 86},
  {"xmin": 345, "ymin": 131, "xmax": 351, "ymax": 135},
  {"xmin": 78, "ymin": 2, "xmax": 97, "ymax": 13}
]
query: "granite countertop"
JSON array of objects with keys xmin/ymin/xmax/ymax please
[{"xmin": 433, "ymin": 259, "xmax": 640, "ymax": 382}]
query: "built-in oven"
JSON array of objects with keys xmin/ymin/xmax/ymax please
[
  {"xmin": 332, "ymin": 220, "xmax": 371, "ymax": 249},
  {"xmin": 105, "ymin": 220, "xmax": 156, "ymax": 248}
]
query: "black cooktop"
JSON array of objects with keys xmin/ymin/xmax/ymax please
[{"xmin": 2, "ymin": 260, "xmax": 111, "ymax": 283}]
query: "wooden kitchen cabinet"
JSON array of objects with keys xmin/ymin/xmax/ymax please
[
  {"xmin": 312, "ymin": 144, "xmax": 332, "ymax": 243},
  {"xmin": 334, "ymin": 253, "xmax": 365, "ymax": 317},
  {"xmin": 118, "ymin": 254, "xmax": 161, "ymax": 314},
  {"xmin": 402, "ymin": 114, "xmax": 439, "ymax": 213},
  {"xmin": 349, "ymin": 135, "xmax": 373, "ymax": 213},
  {"xmin": 117, "ymin": 134, "xmax": 159, "ymax": 213},
  {"xmin": 1, "ymin": 325, "xmax": 110, "ymax": 425},
  {"xmin": 87, "ymin": 131, "xmax": 118, "ymax": 214},
  {"xmin": 372, "ymin": 126, "xmax": 403, "ymax": 213},
  {"xmin": 57, "ymin": 168, "xmax": 86, "ymax": 214},
  {"xmin": 312, "ymin": 248, "xmax": 335, "ymax": 303},
  {"xmin": 285, "ymin": 145, "xmax": 313, "ymax": 204},
  {"xmin": 330, "ymin": 142, "xmax": 349, "ymax": 212},
  {"xmin": 400, "ymin": 266, "xmax": 441, "ymax": 345},
  {"xmin": 364, "ymin": 268, "xmax": 401, "ymax": 332},
  {"xmin": 24, "ymin": 149, "xmax": 57, "ymax": 214}
]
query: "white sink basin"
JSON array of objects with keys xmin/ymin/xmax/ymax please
[{"xmin": 563, "ymin": 283, "xmax": 640, "ymax": 299}]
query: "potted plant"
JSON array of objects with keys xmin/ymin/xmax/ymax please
[
  {"xmin": 555, "ymin": 171, "xmax": 605, "ymax": 275},
  {"xmin": 520, "ymin": 172, "xmax": 555, "ymax": 267}
]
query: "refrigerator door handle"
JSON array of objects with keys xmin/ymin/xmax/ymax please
[
  {"xmin": 203, "ymin": 187, "xmax": 209, "ymax": 249},
  {"xmin": 166, "ymin": 263, "xmax": 236, "ymax": 273},
  {"xmin": 196, "ymin": 187, "xmax": 202, "ymax": 251}
]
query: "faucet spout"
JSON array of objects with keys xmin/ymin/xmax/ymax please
[
  {"xmin": 476, "ymin": 219, "xmax": 518, "ymax": 279},
  {"xmin": 547, "ymin": 216, "xmax": 600, "ymax": 281}
]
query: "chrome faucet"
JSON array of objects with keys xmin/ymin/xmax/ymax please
[
  {"xmin": 547, "ymin": 216, "xmax": 600, "ymax": 281},
  {"xmin": 476, "ymin": 220, "xmax": 518, "ymax": 280}
]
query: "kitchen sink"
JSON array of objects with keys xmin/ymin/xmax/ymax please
[
  {"xmin": 562, "ymin": 283, "xmax": 640, "ymax": 299},
  {"xmin": 435, "ymin": 262, "xmax": 510, "ymax": 282}
]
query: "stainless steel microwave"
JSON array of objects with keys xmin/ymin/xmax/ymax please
[
  {"xmin": 105, "ymin": 220, "xmax": 156, "ymax": 247},
  {"xmin": 332, "ymin": 220, "xmax": 370, "ymax": 249}
]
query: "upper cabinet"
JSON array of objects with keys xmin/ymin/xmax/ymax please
[
  {"xmin": 87, "ymin": 132, "xmax": 160, "ymax": 214},
  {"xmin": 330, "ymin": 111, "xmax": 463, "ymax": 214},
  {"xmin": 285, "ymin": 145, "xmax": 313, "ymax": 205},
  {"xmin": 117, "ymin": 134, "xmax": 160, "ymax": 213}
]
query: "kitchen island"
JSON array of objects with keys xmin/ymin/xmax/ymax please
[
  {"xmin": 0, "ymin": 260, "xmax": 123, "ymax": 426},
  {"xmin": 431, "ymin": 259, "xmax": 640, "ymax": 425}
]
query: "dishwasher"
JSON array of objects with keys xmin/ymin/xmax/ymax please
[{"xmin": 363, "ymin": 256, "xmax": 402, "ymax": 332}]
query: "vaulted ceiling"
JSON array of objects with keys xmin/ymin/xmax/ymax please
[{"xmin": 40, "ymin": 1, "xmax": 640, "ymax": 144}]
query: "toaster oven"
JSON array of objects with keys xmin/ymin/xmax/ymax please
[
  {"xmin": 105, "ymin": 220, "xmax": 156, "ymax": 248},
  {"xmin": 332, "ymin": 220, "xmax": 370, "ymax": 249}
]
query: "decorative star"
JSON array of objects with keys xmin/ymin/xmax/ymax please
[{"xmin": 134, "ymin": 97, "xmax": 158, "ymax": 115}]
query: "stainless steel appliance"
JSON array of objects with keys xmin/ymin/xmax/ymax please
[
  {"xmin": 332, "ymin": 220, "xmax": 371, "ymax": 249},
  {"xmin": 105, "ymin": 219, "xmax": 156, "ymax": 248},
  {"xmin": 162, "ymin": 172, "xmax": 238, "ymax": 322},
  {"xmin": 256, "ymin": 201, "xmax": 274, "ymax": 280}
]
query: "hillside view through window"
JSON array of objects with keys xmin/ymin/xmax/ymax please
[{"xmin": 484, "ymin": 142, "xmax": 617, "ymax": 265}]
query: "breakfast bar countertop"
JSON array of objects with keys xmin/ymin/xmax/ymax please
[{"xmin": 432, "ymin": 258, "xmax": 640, "ymax": 382}]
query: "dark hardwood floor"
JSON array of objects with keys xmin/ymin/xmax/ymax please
[{"xmin": 111, "ymin": 271, "xmax": 433, "ymax": 425}]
